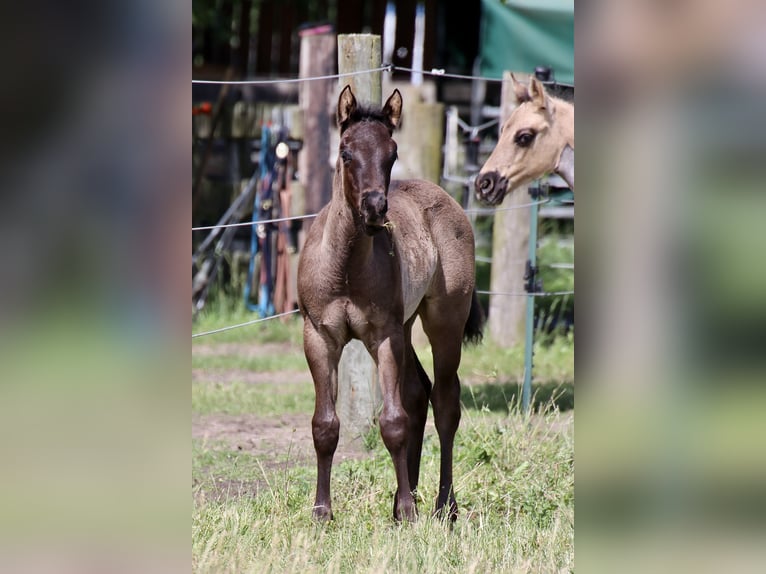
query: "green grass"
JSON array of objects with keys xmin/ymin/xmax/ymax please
[
  {"xmin": 193, "ymin": 308, "xmax": 574, "ymax": 572},
  {"xmin": 191, "ymin": 351, "xmax": 308, "ymax": 373},
  {"xmin": 193, "ymin": 301, "xmax": 303, "ymax": 345},
  {"xmin": 193, "ymin": 312, "xmax": 573, "ymax": 387},
  {"xmin": 427, "ymin": 332, "xmax": 575, "ymax": 388},
  {"xmin": 193, "ymin": 380, "xmax": 315, "ymax": 416},
  {"xmin": 193, "ymin": 409, "xmax": 573, "ymax": 573},
  {"xmin": 193, "ymin": 440, "xmax": 269, "ymax": 484},
  {"xmin": 462, "ymin": 380, "xmax": 574, "ymax": 413}
]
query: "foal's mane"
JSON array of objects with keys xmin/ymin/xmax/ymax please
[{"xmin": 339, "ymin": 105, "xmax": 397, "ymax": 134}]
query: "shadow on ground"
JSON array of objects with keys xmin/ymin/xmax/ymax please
[{"xmin": 461, "ymin": 381, "xmax": 574, "ymax": 413}]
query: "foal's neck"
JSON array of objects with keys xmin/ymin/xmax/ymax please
[{"xmin": 321, "ymin": 173, "xmax": 375, "ymax": 264}]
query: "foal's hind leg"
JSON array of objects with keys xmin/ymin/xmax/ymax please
[
  {"xmin": 303, "ymin": 322, "xmax": 342, "ymax": 521},
  {"xmin": 422, "ymin": 312, "xmax": 465, "ymax": 522},
  {"xmin": 430, "ymin": 370, "xmax": 461, "ymax": 521}
]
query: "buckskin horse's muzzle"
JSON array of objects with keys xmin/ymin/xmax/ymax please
[
  {"xmin": 475, "ymin": 171, "xmax": 508, "ymax": 206},
  {"xmin": 361, "ymin": 191, "xmax": 388, "ymax": 233}
]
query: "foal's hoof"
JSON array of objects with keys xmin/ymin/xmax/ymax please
[
  {"xmin": 393, "ymin": 496, "xmax": 418, "ymax": 523},
  {"xmin": 312, "ymin": 505, "xmax": 334, "ymax": 522},
  {"xmin": 434, "ymin": 500, "xmax": 458, "ymax": 523}
]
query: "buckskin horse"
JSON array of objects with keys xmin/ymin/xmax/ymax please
[
  {"xmin": 297, "ymin": 85, "xmax": 484, "ymax": 522},
  {"xmin": 475, "ymin": 74, "xmax": 574, "ymax": 204}
]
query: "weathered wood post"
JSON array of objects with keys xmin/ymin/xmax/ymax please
[
  {"xmin": 336, "ymin": 34, "xmax": 383, "ymax": 442},
  {"xmin": 390, "ymin": 89, "xmax": 443, "ymax": 183},
  {"xmin": 489, "ymin": 71, "xmax": 531, "ymax": 346},
  {"xmin": 337, "ymin": 34, "xmax": 382, "ymax": 108},
  {"xmin": 298, "ymin": 27, "xmax": 335, "ymax": 233}
]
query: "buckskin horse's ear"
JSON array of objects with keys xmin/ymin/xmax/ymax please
[
  {"xmin": 337, "ymin": 85, "xmax": 357, "ymax": 130},
  {"xmin": 529, "ymin": 77, "xmax": 547, "ymax": 109},
  {"xmin": 511, "ymin": 73, "xmax": 531, "ymax": 104},
  {"xmin": 382, "ymin": 89, "xmax": 403, "ymax": 131}
]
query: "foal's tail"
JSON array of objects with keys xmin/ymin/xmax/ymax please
[{"xmin": 463, "ymin": 289, "xmax": 485, "ymax": 346}]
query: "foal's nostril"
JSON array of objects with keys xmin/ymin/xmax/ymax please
[
  {"xmin": 360, "ymin": 192, "xmax": 388, "ymax": 234},
  {"xmin": 363, "ymin": 191, "xmax": 387, "ymax": 218},
  {"xmin": 475, "ymin": 172, "xmax": 496, "ymax": 197}
]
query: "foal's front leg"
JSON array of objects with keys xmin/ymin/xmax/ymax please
[
  {"xmin": 303, "ymin": 322, "xmax": 342, "ymax": 521},
  {"xmin": 373, "ymin": 332, "xmax": 416, "ymax": 522}
]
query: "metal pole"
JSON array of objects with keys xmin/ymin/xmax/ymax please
[{"xmin": 522, "ymin": 186, "xmax": 540, "ymax": 414}]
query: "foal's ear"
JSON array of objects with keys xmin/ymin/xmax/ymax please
[
  {"xmin": 337, "ymin": 85, "xmax": 357, "ymax": 129},
  {"xmin": 529, "ymin": 77, "xmax": 547, "ymax": 109},
  {"xmin": 382, "ymin": 89, "xmax": 403, "ymax": 131},
  {"xmin": 511, "ymin": 73, "xmax": 531, "ymax": 104}
]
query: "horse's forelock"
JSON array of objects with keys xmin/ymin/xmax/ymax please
[{"xmin": 339, "ymin": 105, "xmax": 395, "ymax": 134}]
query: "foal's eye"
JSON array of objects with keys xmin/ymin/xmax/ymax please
[
  {"xmin": 340, "ymin": 150, "xmax": 352, "ymax": 164},
  {"xmin": 514, "ymin": 130, "xmax": 536, "ymax": 148}
]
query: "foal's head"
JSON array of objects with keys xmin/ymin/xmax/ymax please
[
  {"xmin": 336, "ymin": 85, "xmax": 402, "ymax": 235},
  {"xmin": 475, "ymin": 76, "xmax": 565, "ymax": 205}
]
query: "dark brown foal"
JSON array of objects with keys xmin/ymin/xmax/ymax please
[{"xmin": 297, "ymin": 85, "xmax": 483, "ymax": 522}]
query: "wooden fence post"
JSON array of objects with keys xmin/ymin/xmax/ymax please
[
  {"xmin": 488, "ymin": 71, "xmax": 531, "ymax": 346},
  {"xmin": 337, "ymin": 34, "xmax": 382, "ymax": 106},
  {"xmin": 336, "ymin": 34, "xmax": 383, "ymax": 442},
  {"xmin": 298, "ymin": 28, "xmax": 335, "ymax": 234}
]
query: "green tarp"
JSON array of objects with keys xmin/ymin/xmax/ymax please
[{"xmin": 480, "ymin": 0, "xmax": 574, "ymax": 84}]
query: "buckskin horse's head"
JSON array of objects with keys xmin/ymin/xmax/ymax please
[
  {"xmin": 336, "ymin": 85, "xmax": 402, "ymax": 235},
  {"xmin": 475, "ymin": 75, "xmax": 569, "ymax": 205}
]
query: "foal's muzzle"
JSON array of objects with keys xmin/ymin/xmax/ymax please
[
  {"xmin": 475, "ymin": 171, "xmax": 508, "ymax": 206},
  {"xmin": 361, "ymin": 191, "xmax": 388, "ymax": 234}
]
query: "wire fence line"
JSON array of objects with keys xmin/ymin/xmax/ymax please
[
  {"xmin": 192, "ymin": 309, "xmax": 300, "ymax": 338},
  {"xmin": 192, "ymin": 196, "xmax": 573, "ymax": 337},
  {"xmin": 474, "ymin": 256, "xmax": 574, "ymax": 270},
  {"xmin": 192, "ymin": 65, "xmax": 391, "ymax": 85},
  {"xmin": 191, "ymin": 197, "xmax": 561, "ymax": 233},
  {"xmin": 394, "ymin": 65, "xmax": 575, "ymax": 88},
  {"xmin": 192, "ymin": 63, "xmax": 575, "ymax": 89},
  {"xmin": 477, "ymin": 290, "xmax": 574, "ymax": 297},
  {"xmin": 192, "ymin": 64, "xmax": 574, "ymax": 338},
  {"xmin": 191, "ymin": 287, "xmax": 575, "ymax": 337},
  {"xmin": 192, "ymin": 213, "xmax": 317, "ymax": 232},
  {"xmin": 465, "ymin": 198, "xmax": 552, "ymax": 215},
  {"xmin": 456, "ymin": 116, "xmax": 499, "ymax": 134}
]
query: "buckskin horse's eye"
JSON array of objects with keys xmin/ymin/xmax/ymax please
[
  {"xmin": 340, "ymin": 149, "xmax": 352, "ymax": 164},
  {"xmin": 514, "ymin": 130, "xmax": 536, "ymax": 148}
]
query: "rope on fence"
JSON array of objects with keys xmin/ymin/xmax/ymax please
[{"xmin": 192, "ymin": 309, "xmax": 300, "ymax": 339}]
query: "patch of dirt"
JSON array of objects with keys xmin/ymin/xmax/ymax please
[
  {"xmin": 192, "ymin": 341, "xmax": 297, "ymax": 358},
  {"xmin": 191, "ymin": 368, "xmax": 310, "ymax": 385},
  {"xmin": 192, "ymin": 412, "xmax": 370, "ymax": 469}
]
